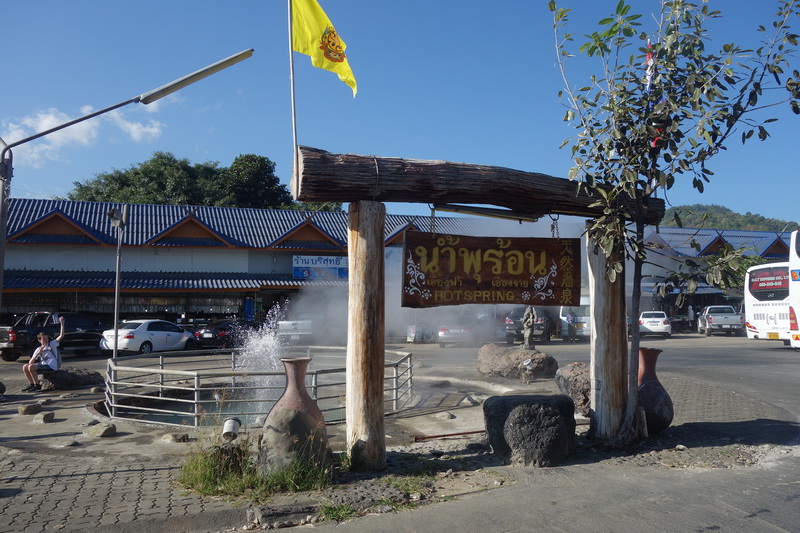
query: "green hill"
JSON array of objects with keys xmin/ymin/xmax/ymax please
[{"xmin": 661, "ymin": 204, "xmax": 799, "ymax": 232}]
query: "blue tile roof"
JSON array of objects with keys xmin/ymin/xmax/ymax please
[
  {"xmin": 3, "ymin": 270, "xmax": 347, "ymax": 290},
  {"xmin": 7, "ymin": 198, "xmax": 550, "ymax": 248},
  {"xmin": 646, "ymin": 227, "xmax": 792, "ymax": 258}
]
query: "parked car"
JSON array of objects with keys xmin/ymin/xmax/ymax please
[
  {"xmin": 193, "ymin": 319, "xmax": 255, "ymax": 349},
  {"xmin": 0, "ymin": 311, "xmax": 106, "ymax": 361},
  {"xmin": 638, "ymin": 311, "xmax": 672, "ymax": 338},
  {"xmin": 101, "ymin": 319, "xmax": 194, "ymax": 354},
  {"xmin": 504, "ymin": 305, "xmax": 551, "ymax": 345}
]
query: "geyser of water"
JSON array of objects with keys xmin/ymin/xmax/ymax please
[{"xmin": 232, "ymin": 302, "xmax": 291, "ymax": 409}]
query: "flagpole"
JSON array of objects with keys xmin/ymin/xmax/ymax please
[{"xmin": 288, "ymin": 0, "xmax": 300, "ymax": 199}]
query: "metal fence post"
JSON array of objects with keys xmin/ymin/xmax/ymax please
[
  {"xmin": 310, "ymin": 371, "xmax": 318, "ymax": 400},
  {"xmin": 107, "ymin": 359, "xmax": 117, "ymax": 418},
  {"xmin": 392, "ymin": 364, "xmax": 399, "ymax": 412},
  {"xmin": 194, "ymin": 374, "xmax": 201, "ymax": 427}
]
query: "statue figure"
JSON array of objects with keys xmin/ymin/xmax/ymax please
[{"xmin": 522, "ymin": 305, "xmax": 537, "ymax": 349}]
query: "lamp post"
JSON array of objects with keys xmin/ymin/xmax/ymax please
[
  {"xmin": 0, "ymin": 48, "xmax": 254, "ymax": 313},
  {"xmin": 107, "ymin": 205, "xmax": 129, "ymax": 358}
]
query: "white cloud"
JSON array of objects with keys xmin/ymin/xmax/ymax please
[
  {"xmin": 1, "ymin": 105, "xmax": 164, "ymax": 168},
  {"xmin": 107, "ymin": 110, "xmax": 164, "ymax": 143}
]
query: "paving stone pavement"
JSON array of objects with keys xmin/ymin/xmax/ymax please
[{"xmin": 1, "ymin": 364, "xmax": 799, "ymax": 533}]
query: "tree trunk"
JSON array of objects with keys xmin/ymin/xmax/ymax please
[
  {"xmin": 293, "ymin": 146, "xmax": 664, "ymax": 224},
  {"xmin": 346, "ymin": 201, "xmax": 387, "ymax": 471},
  {"xmin": 587, "ymin": 230, "xmax": 629, "ymax": 440}
]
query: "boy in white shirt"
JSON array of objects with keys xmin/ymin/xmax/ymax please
[{"xmin": 21, "ymin": 316, "xmax": 65, "ymax": 392}]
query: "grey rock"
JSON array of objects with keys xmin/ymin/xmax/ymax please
[
  {"xmin": 33, "ymin": 411, "xmax": 55, "ymax": 423},
  {"xmin": 161, "ymin": 433, "xmax": 189, "ymax": 443},
  {"xmin": 554, "ymin": 362, "xmax": 590, "ymax": 416},
  {"xmin": 18, "ymin": 403, "xmax": 43, "ymax": 415},
  {"xmin": 40, "ymin": 367, "xmax": 104, "ymax": 391},
  {"xmin": 484, "ymin": 394, "xmax": 576, "ymax": 467},
  {"xmin": 84, "ymin": 422, "xmax": 116, "ymax": 438},
  {"xmin": 477, "ymin": 344, "xmax": 558, "ymax": 379}
]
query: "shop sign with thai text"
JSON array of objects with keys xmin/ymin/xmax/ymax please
[
  {"xmin": 292, "ymin": 255, "xmax": 348, "ymax": 280},
  {"xmin": 401, "ymin": 230, "xmax": 581, "ymax": 308}
]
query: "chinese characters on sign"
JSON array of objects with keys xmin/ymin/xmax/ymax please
[
  {"xmin": 292, "ymin": 255, "xmax": 349, "ymax": 280},
  {"xmin": 401, "ymin": 230, "xmax": 581, "ymax": 308}
]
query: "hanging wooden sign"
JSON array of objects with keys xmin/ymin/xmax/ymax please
[{"xmin": 402, "ymin": 230, "xmax": 581, "ymax": 308}]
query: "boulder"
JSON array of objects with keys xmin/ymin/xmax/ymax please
[
  {"xmin": 477, "ymin": 344, "xmax": 558, "ymax": 379},
  {"xmin": 33, "ymin": 412, "xmax": 55, "ymax": 423},
  {"xmin": 18, "ymin": 403, "xmax": 43, "ymax": 415},
  {"xmin": 40, "ymin": 367, "xmax": 104, "ymax": 391},
  {"xmin": 554, "ymin": 362, "xmax": 590, "ymax": 416},
  {"xmin": 483, "ymin": 394, "xmax": 576, "ymax": 467},
  {"xmin": 84, "ymin": 422, "xmax": 117, "ymax": 438}
]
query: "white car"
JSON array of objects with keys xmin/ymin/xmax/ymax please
[
  {"xmin": 638, "ymin": 311, "xmax": 672, "ymax": 338},
  {"xmin": 101, "ymin": 319, "xmax": 194, "ymax": 354}
]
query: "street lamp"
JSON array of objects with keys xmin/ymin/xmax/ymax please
[
  {"xmin": 0, "ymin": 48, "xmax": 254, "ymax": 313},
  {"xmin": 107, "ymin": 205, "xmax": 129, "ymax": 358}
]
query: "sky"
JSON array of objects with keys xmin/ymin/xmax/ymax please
[{"xmin": 1, "ymin": 0, "xmax": 798, "ymax": 226}]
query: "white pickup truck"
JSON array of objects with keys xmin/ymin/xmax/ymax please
[
  {"xmin": 698, "ymin": 305, "xmax": 744, "ymax": 336},
  {"xmin": 276, "ymin": 311, "xmax": 346, "ymax": 346}
]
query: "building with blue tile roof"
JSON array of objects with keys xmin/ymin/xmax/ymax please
[{"xmin": 2, "ymin": 198, "xmax": 791, "ymax": 328}]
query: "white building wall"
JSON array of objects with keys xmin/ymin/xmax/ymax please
[{"xmin": 7, "ymin": 245, "xmax": 254, "ymax": 274}]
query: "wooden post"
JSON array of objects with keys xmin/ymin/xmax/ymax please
[
  {"xmin": 346, "ymin": 201, "xmax": 387, "ymax": 471},
  {"xmin": 587, "ymin": 232, "xmax": 628, "ymax": 440}
]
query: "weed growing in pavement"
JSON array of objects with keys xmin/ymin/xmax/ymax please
[
  {"xmin": 318, "ymin": 502, "xmax": 360, "ymax": 522},
  {"xmin": 179, "ymin": 433, "xmax": 332, "ymax": 502}
]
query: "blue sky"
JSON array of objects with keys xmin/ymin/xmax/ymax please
[{"xmin": 1, "ymin": 1, "xmax": 797, "ymax": 225}]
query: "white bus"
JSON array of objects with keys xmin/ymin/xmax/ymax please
[
  {"xmin": 789, "ymin": 231, "xmax": 800, "ymax": 349},
  {"xmin": 744, "ymin": 262, "xmax": 790, "ymax": 344}
]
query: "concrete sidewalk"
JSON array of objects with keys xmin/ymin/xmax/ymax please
[{"xmin": 1, "ymin": 368, "xmax": 799, "ymax": 533}]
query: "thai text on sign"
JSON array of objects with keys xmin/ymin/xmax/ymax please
[
  {"xmin": 401, "ymin": 230, "xmax": 581, "ymax": 308},
  {"xmin": 292, "ymin": 255, "xmax": 348, "ymax": 280}
]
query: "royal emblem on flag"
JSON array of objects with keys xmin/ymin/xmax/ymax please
[{"xmin": 320, "ymin": 26, "xmax": 346, "ymax": 63}]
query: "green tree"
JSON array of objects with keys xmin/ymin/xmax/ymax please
[
  {"xmin": 66, "ymin": 152, "xmax": 339, "ymax": 211},
  {"xmin": 213, "ymin": 154, "xmax": 292, "ymax": 209},
  {"xmin": 69, "ymin": 152, "xmax": 216, "ymax": 205},
  {"xmin": 550, "ymin": 0, "xmax": 800, "ymax": 443},
  {"xmin": 662, "ymin": 204, "xmax": 799, "ymax": 231}
]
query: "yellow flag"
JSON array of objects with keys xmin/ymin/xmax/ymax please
[{"xmin": 291, "ymin": 0, "xmax": 357, "ymax": 96}]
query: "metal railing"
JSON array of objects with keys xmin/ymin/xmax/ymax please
[{"xmin": 104, "ymin": 346, "xmax": 413, "ymax": 427}]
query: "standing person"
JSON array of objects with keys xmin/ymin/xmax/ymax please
[
  {"xmin": 21, "ymin": 316, "xmax": 65, "ymax": 392},
  {"xmin": 687, "ymin": 304, "xmax": 695, "ymax": 332},
  {"xmin": 566, "ymin": 308, "xmax": 577, "ymax": 342}
]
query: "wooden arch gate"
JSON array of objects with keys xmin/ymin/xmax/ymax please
[{"xmin": 293, "ymin": 146, "xmax": 665, "ymax": 471}]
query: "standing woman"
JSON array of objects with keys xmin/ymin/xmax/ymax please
[{"xmin": 21, "ymin": 316, "xmax": 65, "ymax": 392}]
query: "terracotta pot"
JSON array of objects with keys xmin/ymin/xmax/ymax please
[
  {"xmin": 638, "ymin": 347, "xmax": 663, "ymax": 386},
  {"xmin": 637, "ymin": 347, "xmax": 674, "ymax": 434},
  {"xmin": 270, "ymin": 357, "xmax": 324, "ymax": 425},
  {"xmin": 259, "ymin": 357, "xmax": 332, "ymax": 473}
]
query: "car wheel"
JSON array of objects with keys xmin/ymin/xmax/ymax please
[
  {"xmin": 665, "ymin": 333, "xmax": 671, "ymax": 339},
  {"xmin": 184, "ymin": 339, "xmax": 195, "ymax": 350},
  {"xmin": 138, "ymin": 342, "xmax": 153, "ymax": 354},
  {"xmin": 705, "ymin": 328, "xmax": 712, "ymax": 337},
  {"xmin": 698, "ymin": 326, "xmax": 704, "ymax": 334},
  {"xmin": 539, "ymin": 330, "xmax": 550, "ymax": 344},
  {"xmin": 1, "ymin": 353, "xmax": 22, "ymax": 362},
  {"xmin": 505, "ymin": 335, "xmax": 514, "ymax": 345}
]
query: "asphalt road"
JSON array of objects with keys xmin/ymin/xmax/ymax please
[{"xmin": 397, "ymin": 332, "xmax": 800, "ymax": 421}]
